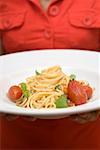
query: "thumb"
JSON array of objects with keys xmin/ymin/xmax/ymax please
[{"xmin": 0, "ymin": 113, "xmax": 19, "ymax": 121}]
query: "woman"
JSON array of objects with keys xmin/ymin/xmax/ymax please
[{"xmin": 0, "ymin": 0, "xmax": 100, "ymax": 149}]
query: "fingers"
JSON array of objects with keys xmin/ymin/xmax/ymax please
[
  {"xmin": 71, "ymin": 115, "xmax": 88, "ymax": 124},
  {"xmin": 0, "ymin": 113, "xmax": 5, "ymax": 117},
  {"xmin": 5, "ymin": 114, "xmax": 19, "ymax": 121},
  {"xmin": 21, "ymin": 116, "xmax": 37, "ymax": 121},
  {"xmin": 70, "ymin": 111, "xmax": 99, "ymax": 124},
  {"xmin": 0, "ymin": 113, "xmax": 37, "ymax": 122},
  {"xmin": 0, "ymin": 113, "xmax": 19, "ymax": 121}
]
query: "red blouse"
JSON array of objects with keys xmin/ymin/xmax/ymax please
[
  {"xmin": 0, "ymin": 0, "xmax": 100, "ymax": 149},
  {"xmin": 0, "ymin": 0, "xmax": 100, "ymax": 53}
]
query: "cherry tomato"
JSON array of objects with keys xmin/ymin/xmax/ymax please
[
  {"xmin": 83, "ymin": 85, "xmax": 93, "ymax": 99},
  {"xmin": 8, "ymin": 85, "xmax": 22, "ymax": 102},
  {"xmin": 67, "ymin": 80, "xmax": 88, "ymax": 105}
]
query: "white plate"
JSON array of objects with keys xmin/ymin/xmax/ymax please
[{"xmin": 0, "ymin": 50, "xmax": 100, "ymax": 119}]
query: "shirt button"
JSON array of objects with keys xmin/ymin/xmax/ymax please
[
  {"xmin": 49, "ymin": 6, "xmax": 59, "ymax": 16},
  {"xmin": 3, "ymin": 19, "xmax": 11, "ymax": 29},
  {"xmin": 83, "ymin": 16, "xmax": 93, "ymax": 26},
  {"xmin": 44, "ymin": 29, "xmax": 52, "ymax": 39}
]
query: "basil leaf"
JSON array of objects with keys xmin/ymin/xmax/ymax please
[
  {"xmin": 24, "ymin": 90, "xmax": 30, "ymax": 98},
  {"xmin": 20, "ymin": 82, "xmax": 27, "ymax": 91},
  {"xmin": 35, "ymin": 70, "xmax": 41, "ymax": 75},
  {"xmin": 55, "ymin": 85, "xmax": 61, "ymax": 91},
  {"xmin": 55, "ymin": 95, "xmax": 68, "ymax": 108},
  {"xmin": 70, "ymin": 74, "xmax": 76, "ymax": 81},
  {"xmin": 20, "ymin": 83, "xmax": 30, "ymax": 98}
]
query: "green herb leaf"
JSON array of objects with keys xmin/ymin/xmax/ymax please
[
  {"xmin": 20, "ymin": 83, "xmax": 30, "ymax": 98},
  {"xmin": 35, "ymin": 70, "xmax": 41, "ymax": 75},
  {"xmin": 20, "ymin": 82, "xmax": 27, "ymax": 91},
  {"xmin": 55, "ymin": 85, "xmax": 61, "ymax": 91},
  {"xmin": 70, "ymin": 74, "xmax": 76, "ymax": 81},
  {"xmin": 55, "ymin": 95, "xmax": 68, "ymax": 108},
  {"xmin": 24, "ymin": 90, "xmax": 30, "ymax": 98}
]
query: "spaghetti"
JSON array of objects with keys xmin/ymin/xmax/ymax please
[
  {"xmin": 8, "ymin": 66, "xmax": 93, "ymax": 108},
  {"xmin": 16, "ymin": 66, "xmax": 70, "ymax": 108}
]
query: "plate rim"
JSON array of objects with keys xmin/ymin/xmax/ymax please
[{"xmin": 0, "ymin": 49, "xmax": 100, "ymax": 118}]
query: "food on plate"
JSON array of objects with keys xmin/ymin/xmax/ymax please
[
  {"xmin": 8, "ymin": 86, "xmax": 23, "ymax": 101},
  {"xmin": 67, "ymin": 80, "xmax": 93, "ymax": 105},
  {"xmin": 7, "ymin": 66, "xmax": 93, "ymax": 109}
]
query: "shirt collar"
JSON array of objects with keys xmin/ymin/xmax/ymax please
[{"xmin": 29, "ymin": 0, "xmax": 63, "ymax": 4}]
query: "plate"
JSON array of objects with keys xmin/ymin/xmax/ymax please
[{"xmin": 0, "ymin": 50, "xmax": 100, "ymax": 119}]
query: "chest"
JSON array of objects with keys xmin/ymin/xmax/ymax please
[{"xmin": 1, "ymin": 0, "xmax": 100, "ymax": 53}]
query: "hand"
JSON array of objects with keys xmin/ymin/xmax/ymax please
[
  {"xmin": 0, "ymin": 113, "xmax": 37, "ymax": 121},
  {"xmin": 70, "ymin": 110, "xmax": 100, "ymax": 124},
  {"xmin": 0, "ymin": 113, "xmax": 19, "ymax": 121}
]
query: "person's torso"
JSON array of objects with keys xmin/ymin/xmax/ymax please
[{"xmin": 0, "ymin": 0, "xmax": 100, "ymax": 53}]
